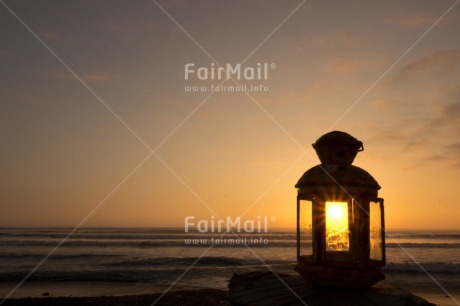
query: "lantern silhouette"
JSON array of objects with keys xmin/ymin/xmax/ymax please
[{"xmin": 295, "ymin": 131, "xmax": 385, "ymax": 288}]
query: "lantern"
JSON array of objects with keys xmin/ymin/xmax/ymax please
[{"xmin": 295, "ymin": 131, "xmax": 385, "ymax": 288}]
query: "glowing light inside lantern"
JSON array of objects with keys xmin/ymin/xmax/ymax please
[{"xmin": 325, "ymin": 202, "xmax": 349, "ymax": 251}]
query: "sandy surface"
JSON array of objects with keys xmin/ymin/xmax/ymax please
[
  {"xmin": 0, "ymin": 282, "xmax": 175, "ymax": 299},
  {"xmin": 1, "ymin": 288, "xmax": 230, "ymax": 306},
  {"xmin": 411, "ymin": 290, "xmax": 460, "ymax": 306},
  {"xmin": 2, "ymin": 282, "xmax": 459, "ymax": 305}
]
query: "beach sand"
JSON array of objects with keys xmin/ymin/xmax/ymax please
[
  {"xmin": 0, "ymin": 282, "xmax": 178, "ymax": 299},
  {"xmin": 380, "ymin": 280, "xmax": 460, "ymax": 306},
  {"xmin": 2, "ymin": 282, "xmax": 459, "ymax": 305},
  {"xmin": 410, "ymin": 290, "xmax": 460, "ymax": 306},
  {"xmin": 1, "ymin": 288, "xmax": 229, "ymax": 306},
  {"xmin": 3, "ymin": 289, "xmax": 460, "ymax": 305}
]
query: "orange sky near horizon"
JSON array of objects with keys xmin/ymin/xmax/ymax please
[{"xmin": 1, "ymin": 1, "xmax": 460, "ymax": 229}]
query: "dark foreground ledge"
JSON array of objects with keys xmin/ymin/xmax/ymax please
[
  {"xmin": 229, "ymin": 271, "xmax": 435, "ymax": 306},
  {"xmin": 1, "ymin": 289, "xmax": 229, "ymax": 306},
  {"xmin": 1, "ymin": 272, "xmax": 436, "ymax": 306}
]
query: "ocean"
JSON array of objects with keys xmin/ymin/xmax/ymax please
[{"xmin": 0, "ymin": 228, "xmax": 459, "ymax": 300}]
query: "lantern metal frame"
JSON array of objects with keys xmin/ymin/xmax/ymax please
[{"xmin": 294, "ymin": 132, "xmax": 386, "ymax": 288}]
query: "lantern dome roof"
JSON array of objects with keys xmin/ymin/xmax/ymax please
[
  {"xmin": 313, "ymin": 131, "xmax": 362, "ymax": 148},
  {"xmin": 296, "ymin": 164, "xmax": 380, "ymax": 197},
  {"xmin": 312, "ymin": 131, "xmax": 363, "ymax": 165}
]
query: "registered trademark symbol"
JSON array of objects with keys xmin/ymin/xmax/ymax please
[
  {"xmin": 270, "ymin": 63, "xmax": 276, "ymax": 69},
  {"xmin": 270, "ymin": 216, "xmax": 277, "ymax": 222}
]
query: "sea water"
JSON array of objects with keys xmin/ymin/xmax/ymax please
[{"xmin": 0, "ymin": 228, "xmax": 459, "ymax": 297}]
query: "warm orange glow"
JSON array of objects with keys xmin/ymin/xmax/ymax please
[
  {"xmin": 325, "ymin": 202, "xmax": 349, "ymax": 251},
  {"xmin": 0, "ymin": 2, "xmax": 459, "ymax": 230},
  {"xmin": 326, "ymin": 202, "xmax": 346, "ymax": 221}
]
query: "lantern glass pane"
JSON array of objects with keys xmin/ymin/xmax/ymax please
[
  {"xmin": 299, "ymin": 199, "xmax": 313, "ymax": 257},
  {"xmin": 370, "ymin": 201, "xmax": 383, "ymax": 261},
  {"xmin": 325, "ymin": 202, "xmax": 349, "ymax": 252}
]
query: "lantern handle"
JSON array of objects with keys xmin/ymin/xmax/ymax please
[{"xmin": 358, "ymin": 141, "xmax": 364, "ymax": 152}]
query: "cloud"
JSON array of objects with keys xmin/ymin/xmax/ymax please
[
  {"xmin": 377, "ymin": 98, "xmax": 460, "ymax": 168},
  {"xmin": 430, "ymin": 100, "xmax": 460, "ymax": 130},
  {"xmin": 105, "ymin": 19, "xmax": 158, "ymax": 35},
  {"xmin": 382, "ymin": 14, "xmax": 435, "ymax": 28},
  {"xmin": 365, "ymin": 51, "xmax": 460, "ymax": 169},
  {"xmin": 80, "ymin": 73, "xmax": 120, "ymax": 83},
  {"xmin": 444, "ymin": 142, "xmax": 460, "ymax": 154},
  {"xmin": 49, "ymin": 70, "xmax": 121, "ymax": 83},
  {"xmin": 372, "ymin": 99, "xmax": 396, "ymax": 111},
  {"xmin": 400, "ymin": 50, "xmax": 460, "ymax": 76},
  {"xmin": 320, "ymin": 57, "xmax": 380, "ymax": 76},
  {"xmin": 412, "ymin": 140, "xmax": 460, "ymax": 169},
  {"xmin": 380, "ymin": 50, "xmax": 460, "ymax": 103},
  {"xmin": 442, "ymin": 141, "xmax": 460, "ymax": 167},
  {"xmin": 39, "ymin": 30, "xmax": 63, "ymax": 43},
  {"xmin": 367, "ymin": 125, "xmax": 429, "ymax": 150},
  {"xmin": 313, "ymin": 31, "xmax": 357, "ymax": 47},
  {"xmin": 321, "ymin": 58, "xmax": 363, "ymax": 76}
]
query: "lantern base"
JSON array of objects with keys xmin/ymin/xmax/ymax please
[{"xmin": 295, "ymin": 262, "xmax": 385, "ymax": 289}]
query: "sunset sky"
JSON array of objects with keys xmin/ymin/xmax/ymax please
[{"xmin": 1, "ymin": 0, "xmax": 460, "ymax": 229}]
